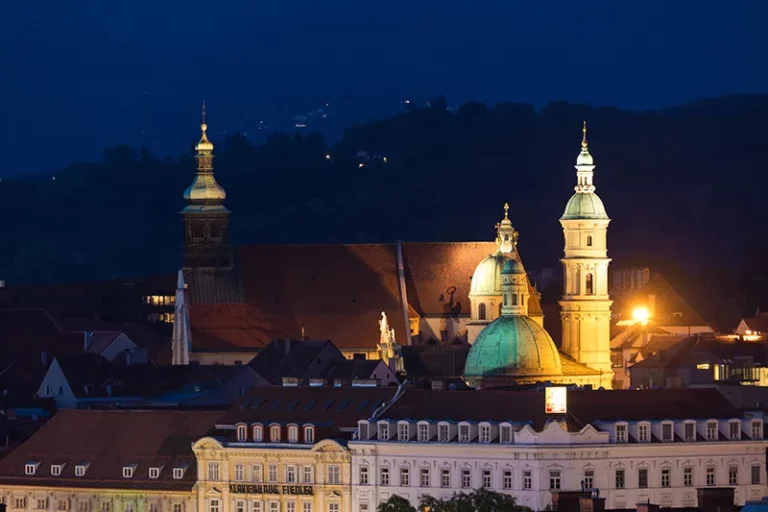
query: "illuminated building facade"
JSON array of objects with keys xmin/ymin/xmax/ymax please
[{"xmin": 350, "ymin": 388, "xmax": 768, "ymax": 511}]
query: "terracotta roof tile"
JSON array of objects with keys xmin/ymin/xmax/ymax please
[{"xmin": 0, "ymin": 409, "xmax": 221, "ymax": 490}]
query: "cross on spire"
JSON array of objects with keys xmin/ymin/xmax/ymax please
[{"xmin": 581, "ymin": 121, "xmax": 588, "ymax": 149}]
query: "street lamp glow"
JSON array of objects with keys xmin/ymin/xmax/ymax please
[{"xmin": 632, "ymin": 306, "xmax": 650, "ymax": 325}]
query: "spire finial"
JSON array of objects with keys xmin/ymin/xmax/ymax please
[
  {"xmin": 581, "ymin": 121, "xmax": 588, "ymax": 150},
  {"xmin": 201, "ymin": 101, "xmax": 207, "ymax": 132},
  {"xmin": 503, "ymin": 202, "xmax": 509, "ymax": 219}
]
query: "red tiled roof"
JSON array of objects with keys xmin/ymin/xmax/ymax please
[
  {"xmin": 188, "ymin": 242, "xmax": 543, "ymax": 351},
  {"xmin": 0, "ymin": 409, "xmax": 221, "ymax": 490}
]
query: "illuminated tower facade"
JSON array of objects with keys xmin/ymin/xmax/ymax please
[
  {"xmin": 182, "ymin": 103, "xmax": 231, "ymax": 269},
  {"xmin": 559, "ymin": 123, "xmax": 613, "ymax": 388}
]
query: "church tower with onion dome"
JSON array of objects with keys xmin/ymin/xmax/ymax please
[
  {"xmin": 559, "ymin": 122, "xmax": 613, "ymax": 388},
  {"xmin": 181, "ymin": 102, "xmax": 231, "ymax": 269}
]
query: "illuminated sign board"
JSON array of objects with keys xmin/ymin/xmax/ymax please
[
  {"xmin": 545, "ymin": 387, "xmax": 567, "ymax": 414},
  {"xmin": 229, "ymin": 484, "xmax": 314, "ymax": 496}
]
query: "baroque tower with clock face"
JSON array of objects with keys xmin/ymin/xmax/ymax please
[
  {"xmin": 181, "ymin": 103, "xmax": 231, "ymax": 270},
  {"xmin": 559, "ymin": 123, "xmax": 613, "ymax": 388}
]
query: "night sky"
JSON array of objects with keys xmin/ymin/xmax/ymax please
[{"xmin": 2, "ymin": 0, "xmax": 767, "ymax": 175}]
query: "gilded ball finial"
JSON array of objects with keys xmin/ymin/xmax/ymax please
[
  {"xmin": 581, "ymin": 121, "xmax": 588, "ymax": 149},
  {"xmin": 503, "ymin": 202, "xmax": 509, "ymax": 218}
]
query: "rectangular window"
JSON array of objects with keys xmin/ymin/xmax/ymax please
[
  {"xmin": 584, "ymin": 469, "xmax": 594, "ymax": 489},
  {"xmin": 729, "ymin": 466, "xmax": 738, "ymax": 485},
  {"xmin": 285, "ymin": 503, "xmax": 295, "ymax": 512},
  {"xmin": 16, "ymin": 498, "xmax": 27, "ymax": 510},
  {"xmin": 684, "ymin": 467, "xmax": 693, "ymax": 487},
  {"xmin": 359, "ymin": 466, "xmax": 369, "ymax": 485},
  {"xmin": 398, "ymin": 423, "xmax": 409, "ymax": 441},
  {"xmin": 615, "ymin": 469, "xmax": 625, "ymax": 489},
  {"xmin": 302, "ymin": 504, "xmax": 311, "ymax": 512},
  {"xmin": 327, "ymin": 504, "xmax": 339, "ymax": 512},
  {"xmin": 379, "ymin": 424, "xmax": 389, "ymax": 441},
  {"xmin": 327, "ymin": 465, "xmax": 341, "ymax": 485},
  {"xmin": 418, "ymin": 424, "xmax": 429, "ymax": 442},
  {"xmin": 269, "ymin": 503, "xmax": 278, "ymax": 512},
  {"xmin": 482, "ymin": 469, "xmax": 492, "ymax": 488},
  {"xmin": 616, "ymin": 424, "xmax": 627, "ymax": 442},
  {"xmin": 359, "ymin": 505, "xmax": 367, "ymax": 512},
  {"xmin": 79, "ymin": 503, "xmax": 90, "ymax": 512},
  {"xmin": 380, "ymin": 467, "xmax": 390, "ymax": 486},
  {"xmin": 707, "ymin": 467, "xmax": 716, "ymax": 486},
  {"xmin": 500, "ymin": 425, "xmax": 512, "ymax": 444},
  {"xmin": 503, "ymin": 470, "xmax": 513, "ymax": 489},
  {"xmin": 461, "ymin": 469, "xmax": 471, "ymax": 488},
  {"xmin": 661, "ymin": 468, "xmax": 671, "ymax": 488},
  {"xmin": 638, "ymin": 469, "xmax": 648, "ymax": 488},
  {"xmin": 441, "ymin": 468, "xmax": 450, "ymax": 488},
  {"xmin": 252, "ymin": 503, "xmax": 262, "ymax": 512},
  {"xmin": 753, "ymin": 422, "xmax": 763, "ymax": 439},
  {"xmin": 208, "ymin": 463, "xmax": 220, "ymax": 481},
  {"xmin": 100, "ymin": 503, "xmax": 110, "ymax": 512},
  {"xmin": 421, "ymin": 468, "xmax": 430, "ymax": 487},
  {"xmin": 524, "ymin": 470, "xmax": 532, "ymax": 490},
  {"xmin": 479, "ymin": 425, "xmax": 491, "ymax": 443},
  {"xmin": 459, "ymin": 424, "xmax": 470, "ymax": 443},
  {"xmin": 752, "ymin": 465, "xmax": 761, "ymax": 485},
  {"xmin": 302, "ymin": 466, "xmax": 313, "ymax": 484},
  {"xmin": 549, "ymin": 471, "xmax": 561, "ymax": 490},
  {"xmin": 235, "ymin": 501, "xmax": 245, "ymax": 512},
  {"xmin": 438, "ymin": 424, "xmax": 449, "ymax": 442},
  {"xmin": 400, "ymin": 467, "xmax": 410, "ymax": 487},
  {"xmin": 209, "ymin": 501, "xmax": 220, "ymax": 512},
  {"xmin": 684, "ymin": 422, "xmax": 695, "ymax": 441},
  {"xmin": 57, "ymin": 501, "xmax": 69, "ymax": 511},
  {"xmin": 268, "ymin": 465, "xmax": 278, "ymax": 483},
  {"xmin": 252, "ymin": 464, "xmax": 263, "ymax": 483},
  {"xmin": 37, "ymin": 499, "xmax": 49, "ymax": 510},
  {"xmin": 662, "ymin": 423, "xmax": 673, "ymax": 441},
  {"xmin": 730, "ymin": 422, "xmax": 741, "ymax": 440},
  {"xmin": 286, "ymin": 465, "xmax": 297, "ymax": 484},
  {"xmin": 638, "ymin": 424, "xmax": 649, "ymax": 442},
  {"xmin": 707, "ymin": 422, "xmax": 717, "ymax": 440},
  {"xmin": 125, "ymin": 505, "xmax": 133, "ymax": 512},
  {"xmin": 173, "ymin": 505, "xmax": 182, "ymax": 512},
  {"xmin": 235, "ymin": 463, "xmax": 245, "ymax": 481}
]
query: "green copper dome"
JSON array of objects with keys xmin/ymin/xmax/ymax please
[
  {"xmin": 501, "ymin": 259, "xmax": 525, "ymax": 275},
  {"xmin": 561, "ymin": 192, "xmax": 608, "ymax": 220},
  {"xmin": 464, "ymin": 316, "xmax": 562, "ymax": 378}
]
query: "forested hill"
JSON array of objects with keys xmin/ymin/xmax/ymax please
[{"xmin": 2, "ymin": 94, "xmax": 768, "ymax": 329}]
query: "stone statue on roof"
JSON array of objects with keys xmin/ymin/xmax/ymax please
[{"xmin": 378, "ymin": 312, "xmax": 404, "ymax": 373}]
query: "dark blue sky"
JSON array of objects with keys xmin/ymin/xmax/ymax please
[{"xmin": 1, "ymin": 0, "xmax": 767, "ymax": 175}]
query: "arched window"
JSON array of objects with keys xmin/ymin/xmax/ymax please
[
  {"xmin": 270, "ymin": 425, "xmax": 281, "ymax": 442},
  {"xmin": 512, "ymin": 294, "xmax": 518, "ymax": 305},
  {"xmin": 304, "ymin": 425, "xmax": 315, "ymax": 444},
  {"xmin": 252, "ymin": 424, "xmax": 263, "ymax": 442},
  {"xmin": 586, "ymin": 274, "xmax": 594, "ymax": 295},
  {"xmin": 478, "ymin": 303, "xmax": 486, "ymax": 320},
  {"xmin": 287, "ymin": 425, "xmax": 299, "ymax": 443},
  {"xmin": 586, "ymin": 235, "xmax": 593, "ymax": 247},
  {"xmin": 236, "ymin": 424, "xmax": 247, "ymax": 442}
]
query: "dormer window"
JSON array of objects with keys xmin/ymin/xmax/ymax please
[
  {"xmin": 304, "ymin": 425, "xmax": 315, "ymax": 444},
  {"xmin": 287, "ymin": 425, "xmax": 298, "ymax": 443},
  {"xmin": 236, "ymin": 424, "xmax": 247, "ymax": 442},
  {"xmin": 500, "ymin": 424, "xmax": 513, "ymax": 444},
  {"xmin": 730, "ymin": 420, "xmax": 741, "ymax": 440},
  {"xmin": 397, "ymin": 422, "xmax": 410, "ymax": 442},
  {"xmin": 51, "ymin": 463, "xmax": 66, "ymax": 476},
  {"xmin": 418, "ymin": 423, "xmax": 429, "ymax": 442},
  {"xmin": 123, "ymin": 464, "xmax": 137, "ymax": 478},
  {"xmin": 661, "ymin": 422, "xmax": 673, "ymax": 441},
  {"xmin": 459, "ymin": 423, "xmax": 470, "ymax": 443},
  {"xmin": 173, "ymin": 465, "xmax": 188, "ymax": 479},
  {"xmin": 752, "ymin": 421, "xmax": 763, "ymax": 440},
  {"xmin": 357, "ymin": 421, "xmax": 369, "ymax": 441},
  {"xmin": 75, "ymin": 463, "xmax": 89, "ymax": 477},
  {"xmin": 615, "ymin": 423, "xmax": 627, "ymax": 442},
  {"xmin": 149, "ymin": 466, "xmax": 163, "ymax": 479},
  {"xmin": 270, "ymin": 425, "xmax": 281, "ymax": 442},
  {"xmin": 479, "ymin": 424, "xmax": 491, "ymax": 444},
  {"xmin": 438, "ymin": 423, "xmax": 450, "ymax": 442},
  {"xmin": 252, "ymin": 424, "xmax": 263, "ymax": 442},
  {"xmin": 707, "ymin": 421, "xmax": 718, "ymax": 440},
  {"xmin": 378, "ymin": 422, "xmax": 389, "ymax": 441},
  {"xmin": 684, "ymin": 421, "xmax": 696, "ymax": 441},
  {"xmin": 25, "ymin": 462, "xmax": 39, "ymax": 475},
  {"xmin": 638, "ymin": 422, "xmax": 650, "ymax": 442}
]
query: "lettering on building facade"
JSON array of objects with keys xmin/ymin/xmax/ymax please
[{"xmin": 228, "ymin": 484, "xmax": 314, "ymax": 496}]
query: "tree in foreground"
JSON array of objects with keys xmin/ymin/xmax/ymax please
[{"xmin": 378, "ymin": 488, "xmax": 532, "ymax": 512}]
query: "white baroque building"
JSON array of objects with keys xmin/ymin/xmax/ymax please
[{"xmin": 350, "ymin": 388, "xmax": 768, "ymax": 512}]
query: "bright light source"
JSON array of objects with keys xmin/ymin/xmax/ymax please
[
  {"xmin": 746, "ymin": 329, "xmax": 753, "ymax": 335},
  {"xmin": 696, "ymin": 363, "xmax": 710, "ymax": 370},
  {"xmin": 632, "ymin": 307, "xmax": 650, "ymax": 325},
  {"xmin": 358, "ymin": 163, "xmax": 364, "ymax": 168},
  {"xmin": 383, "ymin": 157, "xmax": 388, "ymax": 163},
  {"xmin": 325, "ymin": 154, "xmax": 331, "ymax": 160}
]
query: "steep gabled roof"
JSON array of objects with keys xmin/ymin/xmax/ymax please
[
  {"xmin": 247, "ymin": 340, "xmax": 344, "ymax": 383},
  {"xmin": 0, "ymin": 409, "xmax": 221, "ymax": 490}
]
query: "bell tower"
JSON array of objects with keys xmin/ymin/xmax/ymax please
[
  {"xmin": 559, "ymin": 123, "xmax": 613, "ymax": 388},
  {"xmin": 181, "ymin": 102, "xmax": 231, "ymax": 269}
]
